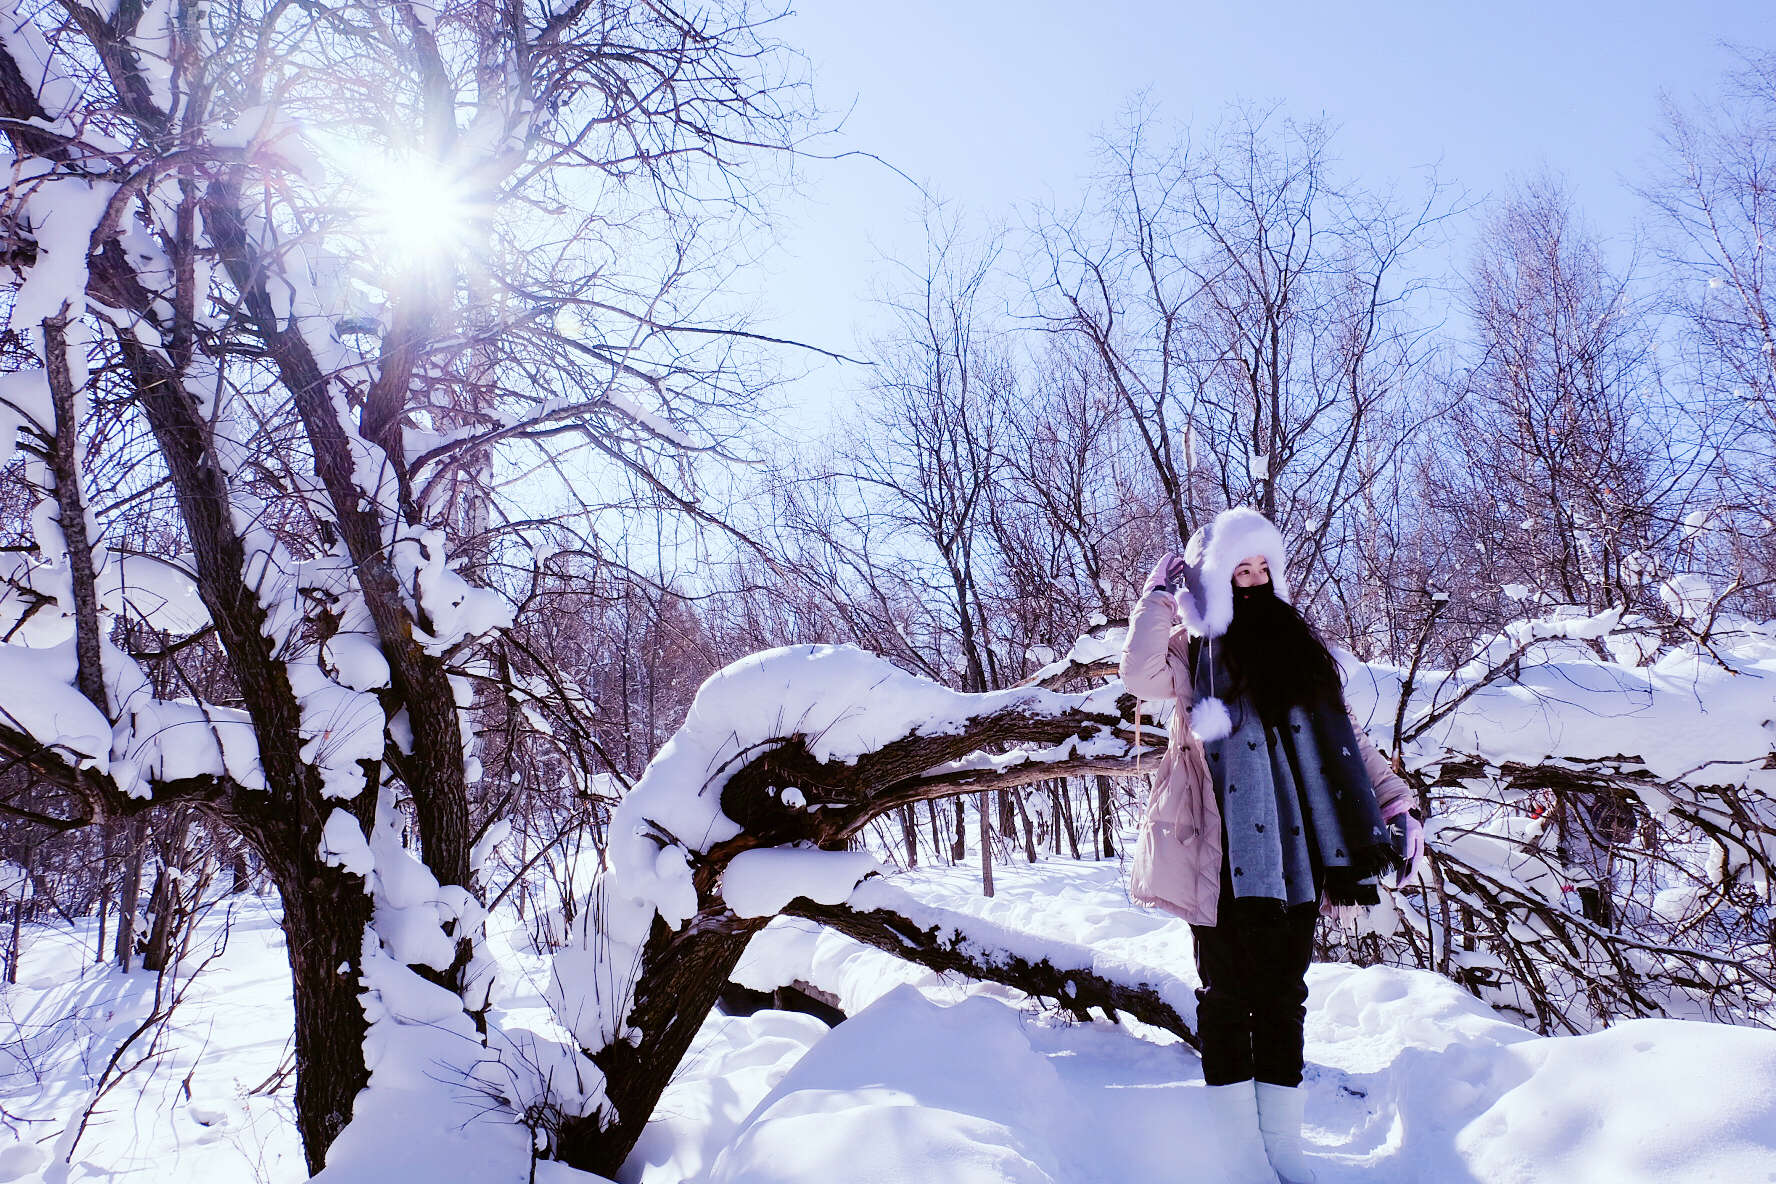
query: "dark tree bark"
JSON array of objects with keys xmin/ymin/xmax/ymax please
[
  {"xmin": 569, "ymin": 911, "xmax": 766, "ymax": 1174},
  {"xmin": 552, "ymin": 694, "xmax": 1155, "ymax": 1173},
  {"xmin": 784, "ymin": 898, "xmax": 1195, "ymax": 1045},
  {"xmin": 141, "ymin": 866, "xmax": 171, "ymax": 974},
  {"xmin": 979, "ymin": 793, "xmax": 995, "ymax": 898},
  {"xmin": 1097, "ymin": 776, "xmax": 1117, "ymax": 858},
  {"xmin": 115, "ymin": 815, "xmax": 147, "ymax": 970}
]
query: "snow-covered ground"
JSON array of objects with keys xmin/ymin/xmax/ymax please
[
  {"xmin": 0, "ymin": 895, "xmax": 303, "ymax": 1183},
  {"xmin": 0, "ymin": 855, "xmax": 1772, "ymax": 1184}
]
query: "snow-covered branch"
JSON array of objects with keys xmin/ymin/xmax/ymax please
[{"xmin": 541, "ymin": 642, "xmax": 1148, "ymax": 1172}]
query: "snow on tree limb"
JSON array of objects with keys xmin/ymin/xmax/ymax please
[
  {"xmin": 782, "ymin": 892, "xmax": 1198, "ymax": 1046},
  {"xmin": 541, "ymin": 642, "xmax": 1150, "ymax": 1172}
]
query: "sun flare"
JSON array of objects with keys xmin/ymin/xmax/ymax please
[{"xmin": 353, "ymin": 154, "xmax": 486, "ymax": 267}]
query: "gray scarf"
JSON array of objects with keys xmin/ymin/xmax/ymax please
[{"xmin": 1195, "ymin": 640, "xmax": 1392, "ymax": 907}]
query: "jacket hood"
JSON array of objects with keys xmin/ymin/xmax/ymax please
[{"xmin": 1176, "ymin": 507, "xmax": 1291, "ymax": 638}]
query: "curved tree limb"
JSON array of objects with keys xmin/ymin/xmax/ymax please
[{"xmin": 783, "ymin": 897, "xmax": 1196, "ymax": 1047}]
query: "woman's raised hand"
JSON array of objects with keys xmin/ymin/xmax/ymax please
[{"xmin": 1142, "ymin": 552, "xmax": 1187, "ymax": 595}]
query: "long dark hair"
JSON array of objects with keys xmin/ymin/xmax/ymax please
[{"xmin": 1218, "ymin": 581, "xmax": 1343, "ymax": 726}]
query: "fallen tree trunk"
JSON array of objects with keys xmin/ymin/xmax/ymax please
[
  {"xmin": 783, "ymin": 897, "xmax": 1197, "ymax": 1047},
  {"xmin": 552, "ymin": 673, "xmax": 1169, "ymax": 1176}
]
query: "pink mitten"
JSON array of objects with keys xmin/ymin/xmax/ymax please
[
  {"xmin": 1142, "ymin": 552, "xmax": 1186, "ymax": 595},
  {"xmin": 1383, "ymin": 804, "xmax": 1425, "ymax": 876}
]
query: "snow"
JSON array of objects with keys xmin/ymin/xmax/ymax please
[
  {"xmin": 722, "ymin": 849, "xmax": 881, "ymax": 918},
  {"xmin": 0, "ymin": 897, "xmax": 308, "ymax": 1182},
  {"xmin": 1305, "ymin": 963, "xmax": 1776, "ymax": 1182},
  {"xmin": 0, "ymin": 852, "xmax": 1772, "ymax": 1184},
  {"xmin": 1451, "ymin": 1020, "xmax": 1776, "ymax": 1182},
  {"xmin": 320, "ymin": 808, "xmax": 375, "ymax": 879},
  {"xmin": 622, "ymin": 1011, "xmax": 829, "ymax": 1184},
  {"xmin": 708, "ymin": 856, "xmax": 1776, "ymax": 1183},
  {"xmin": 708, "ymin": 987, "xmax": 1078, "ymax": 1184},
  {"xmin": 0, "ymin": 369, "xmax": 52, "ymax": 456},
  {"xmin": 285, "ymin": 656, "xmax": 385, "ymax": 799},
  {"xmin": 393, "ymin": 528, "xmax": 513, "ymax": 654},
  {"xmin": 318, "ymin": 940, "xmax": 550, "ymax": 1184},
  {"xmin": 1024, "ymin": 626, "xmax": 1127, "ymax": 684},
  {"xmin": 0, "ymin": 641, "xmax": 109, "ymax": 766},
  {"xmin": 0, "ymin": 5, "xmax": 80, "ymax": 120},
  {"xmin": 605, "ymin": 392, "xmax": 696, "ymax": 449},
  {"xmin": 700, "ymin": 859, "xmax": 1776, "ymax": 1184},
  {"xmin": 9, "ymin": 172, "xmax": 116, "ymax": 330},
  {"xmin": 1660, "ymin": 573, "xmax": 1714, "ymax": 621},
  {"xmin": 1337, "ymin": 622, "xmax": 1776, "ymax": 790},
  {"xmin": 111, "ymin": 698, "xmax": 264, "ymax": 799},
  {"xmin": 98, "ymin": 555, "xmax": 210, "ymax": 635}
]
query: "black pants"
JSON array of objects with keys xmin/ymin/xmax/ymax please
[{"xmin": 1190, "ymin": 899, "xmax": 1318, "ymax": 1087}]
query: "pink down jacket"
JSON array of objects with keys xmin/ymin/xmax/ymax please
[{"xmin": 1119, "ymin": 588, "xmax": 1414, "ymax": 927}]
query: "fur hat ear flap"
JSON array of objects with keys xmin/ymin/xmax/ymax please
[
  {"xmin": 1171, "ymin": 571, "xmax": 1208, "ymax": 635},
  {"xmin": 1191, "ymin": 696, "xmax": 1232, "ymax": 742}
]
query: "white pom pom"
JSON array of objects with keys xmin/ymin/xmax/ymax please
[{"xmin": 1191, "ymin": 696, "xmax": 1232, "ymax": 742}]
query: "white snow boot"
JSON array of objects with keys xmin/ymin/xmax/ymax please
[
  {"xmin": 1254, "ymin": 1082, "xmax": 1317, "ymax": 1184},
  {"xmin": 1204, "ymin": 1081, "xmax": 1281, "ymax": 1184}
]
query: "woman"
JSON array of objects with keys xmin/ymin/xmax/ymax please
[{"xmin": 1120, "ymin": 507, "xmax": 1423, "ymax": 1184}]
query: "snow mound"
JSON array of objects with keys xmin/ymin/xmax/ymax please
[
  {"xmin": 621, "ymin": 1009, "xmax": 830, "ymax": 1184},
  {"xmin": 708, "ymin": 986, "xmax": 1076, "ymax": 1184},
  {"xmin": 1454, "ymin": 1019, "xmax": 1776, "ymax": 1183}
]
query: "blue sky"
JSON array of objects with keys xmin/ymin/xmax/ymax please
[{"xmin": 754, "ymin": 0, "xmax": 1776, "ymax": 418}]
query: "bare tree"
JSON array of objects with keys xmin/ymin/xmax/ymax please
[
  {"xmin": 0, "ymin": 0, "xmax": 807, "ymax": 1170},
  {"xmin": 993, "ymin": 333, "xmax": 1170, "ymax": 638},
  {"xmin": 1432, "ymin": 176, "xmax": 1694, "ymax": 615},
  {"xmin": 1033, "ymin": 102, "xmax": 1446, "ymax": 602},
  {"xmin": 1645, "ymin": 46, "xmax": 1776, "ymax": 618},
  {"xmin": 841, "ymin": 211, "xmax": 1012, "ymax": 695}
]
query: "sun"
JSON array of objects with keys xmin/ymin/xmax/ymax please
[{"xmin": 352, "ymin": 153, "xmax": 488, "ymax": 269}]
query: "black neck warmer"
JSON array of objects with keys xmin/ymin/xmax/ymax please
[{"xmin": 1218, "ymin": 580, "xmax": 1343, "ymax": 728}]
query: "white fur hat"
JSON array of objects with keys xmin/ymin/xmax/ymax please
[
  {"xmin": 1175, "ymin": 506, "xmax": 1291, "ymax": 639},
  {"xmin": 1173, "ymin": 507, "xmax": 1290, "ymax": 743}
]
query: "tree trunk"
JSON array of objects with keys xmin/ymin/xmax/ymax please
[
  {"xmin": 144, "ymin": 809, "xmax": 193, "ymax": 972},
  {"xmin": 142, "ymin": 865, "xmax": 172, "ymax": 972},
  {"xmin": 1056, "ymin": 780, "xmax": 1081, "ymax": 859},
  {"xmin": 4, "ymin": 854, "xmax": 23, "ymax": 985},
  {"xmin": 1097, "ymin": 776, "xmax": 1116, "ymax": 858},
  {"xmin": 249, "ymin": 803, "xmax": 378, "ymax": 1177},
  {"xmin": 950, "ymin": 799, "xmax": 966, "ymax": 862},
  {"xmin": 900, "ymin": 804, "xmax": 918, "ymax": 868},
  {"xmin": 94, "ymin": 825, "xmax": 110, "ymax": 964},
  {"xmin": 978, "ymin": 794, "xmax": 994, "ymax": 898},
  {"xmin": 1013, "ymin": 790, "xmax": 1038, "ymax": 863},
  {"xmin": 562, "ymin": 910, "xmax": 765, "ymax": 1176},
  {"xmin": 115, "ymin": 814, "xmax": 147, "ymax": 970}
]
